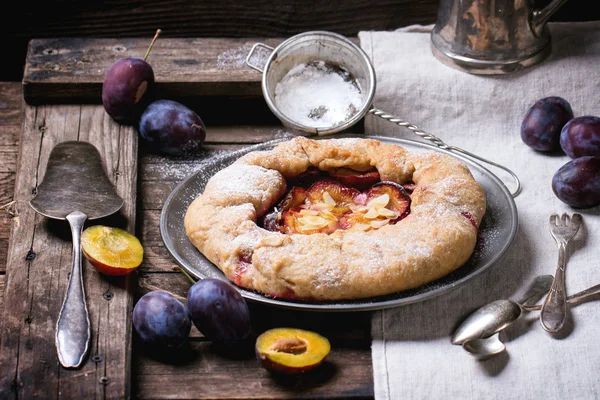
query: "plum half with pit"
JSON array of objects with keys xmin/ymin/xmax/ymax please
[
  {"xmin": 560, "ymin": 116, "xmax": 600, "ymax": 159},
  {"xmin": 552, "ymin": 156, "xmax": 600, "ymax": 208},
  {"xmin": 520, "ymin": 96, "xmax": 574, "ymax": 152},
  {"xmin": 132, "ymin": 290, "xmax": 191, "ymax": 349},
  {"xmin": 139, "ymin": 99, "xmax": 206, "ymax": 155},
  {"xmin": 255, "ymin": 327, "xmax": 331, "ymax": 374}
]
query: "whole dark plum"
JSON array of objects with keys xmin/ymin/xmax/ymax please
[
  {"xmin": 132, "ymin": 290, "xmax": 191, "ymax": 348},
  {"xmin": 552, "ymin": 156, "xmax": 600, "ymax": 208},
  {"xmin": 520, "ymin": 96, "xmax": 573, "ymax": 152},
  {"xmin": 187, "ymin": 279, "xmax": 251, "ymax": 346},
  {"xmin": 560, "ymin": 116, "xmax": 600, "ymax": 158},
  {"xmin": 102, "ymin": 57, "xmax": 155, "ymax": 123},
  {"xmin": 139, "ymin": 99, "xmax": 206, "ymax": 155}
]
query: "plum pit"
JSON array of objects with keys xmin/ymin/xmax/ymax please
[{"xmin": 255, "ymin": 328, "xmax": 331, "ymax": 374}]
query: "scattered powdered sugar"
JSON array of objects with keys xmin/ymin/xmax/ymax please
[
  {"xmin": 273, "ymin": 129, "xmax": 297, "ymax": 139},
  {"xmin": 145, "ymin": 149, "xmax": 232, "ymax": 181},
  {"xmin": 216, "ymin": 43, "xmax": 259, "ymax": 70},
  {"xmin": 274, "ymin": 61, "xmax": 364, "ymax": 128}
]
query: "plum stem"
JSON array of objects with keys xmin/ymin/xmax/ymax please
[
  {"xmin": 144, "ymin": 29, "xmax": 162, "ymax": 61},
  {"xmin": 179, "ymin": 267, "xmax": 197, "ymax": 285},
  {"xmin": 139, "ymin": 282, "xmax": 187, "ymax": 303}
]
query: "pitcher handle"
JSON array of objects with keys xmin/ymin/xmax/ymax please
[{"xmin": 532, "ymin": 0, "xmax": 569, "ymax": 36}]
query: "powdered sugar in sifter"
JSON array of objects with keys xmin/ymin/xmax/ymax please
[{"xmin": 245, "ymin": 31, "xmax": 521, "ymax": 197}]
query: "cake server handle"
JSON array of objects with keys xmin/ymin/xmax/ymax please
[{"xmin": 368, "ymin": 107, "xmax": 522, "ymax": 197}]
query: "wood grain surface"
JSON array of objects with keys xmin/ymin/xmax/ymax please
[
  {"xmin": 0, "ymin": 101, "xmax": 138, "ymax": 399},
  {"xmin": 0, "ymin": 84, "xmax": 21, "ymax": 272},
  {"xmin": 23, "ymin": 37, "xmax": 283, "ymax": 103},
  {"xmin": 5, "ymin": 0, "xmax": 596, "ymax": 82},
  {"xmin": 134, "ymin": 122, "xmax": 374, "ymax": 399},
  {"xmin": 0, "ymin": 79, "xmax": 375, "ymax": 399}
]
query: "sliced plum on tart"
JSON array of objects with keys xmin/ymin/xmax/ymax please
[
  {"xmin": 341, "ymin": 182, "xmax": 411, "ymax": 231},
  {"xmin": 327, "ymin": 167, "xmax": 381, "ymax": 190},
  {"xmin": 261, "ymin": 169, "xmax": 411, "ymax": 234}
]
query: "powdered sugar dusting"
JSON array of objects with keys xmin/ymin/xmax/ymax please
[
  {"xmin": 144, "ymin": 149, "xmax": 231, "ymax": 181},
  {"xmin": 217, "ymin": 43, "xmax": 259, "ymax": 70},
  {"xmin": 275, "ymin": 61, "xmax": 364, "ymax": 128},
  {"xmin": 273, "ymin": 129, "xmax": 297, "ymax": 139},
  {"xmin": 206, "ymin": 164, "xmax": 281, "ymax": 193}
]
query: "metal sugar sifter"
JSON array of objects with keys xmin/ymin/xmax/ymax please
[{"xmin": 246, "ymin": 31, "xmax": 521, "ymax": 197}]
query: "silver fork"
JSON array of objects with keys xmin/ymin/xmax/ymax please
[{"xmin": 540, "ymin": 213, "xmax": 583, "ymax": 333}]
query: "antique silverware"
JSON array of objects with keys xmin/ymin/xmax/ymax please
[
  {"xmin": 540, "ymin": 213, "xmax": 583, "ymax": 333},
  {"xmin": 245, "ymin": 31, "xmax": 521, "ymax": 196},
  {"xmin": 431, "ymin": 0, "xmax": 570, "ymax": 74},
  {"xmin": 29, "ymin": 141, "xmax": 124, "ymax": 368},
  {"xmin": 458, "ymin": 282, "xmax": 600, "ymax": 360},
  {"xmin": 452, "ymin": 275, "xmax": 553, "ymax": 346}
]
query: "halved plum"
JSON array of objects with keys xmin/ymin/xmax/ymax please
[
  {"xmin": 279, "ymin": 181, "xmax": 358, "ymax": 234},
  {"xmin": 261, "ymin": 187, "xmax": 307, "ymax": 233},
  {"xmin": 305, "ymin": 180, "xmax": 360, "ymax": 212},
  {"xmin": 262, "ymin": 179, "xmax": 411, "ymax": 235},
  {"xmin": 81, "ymin": 225, "xmax": 143, "ymax": 276},
  {"xmin": 255, "ymin": 327, "xmax": 331, "ymax": 374},
  {"xmin": 279, "ymin": 187, "xmax": 307, "ymax": 211},
  {"xmin": 286, "ymin": 167, "xmax": 323, "ymax": 188},
  {"xmin": 367, "ymin": 182, "xmax": 411, "ymax": 221},
  {"xmin": 327, "ymin": 167, "xmax": 380, "ymax": 190},
  {"xmin": 341, "ymin": 182, "xmax": 411, "ymax": 231}
]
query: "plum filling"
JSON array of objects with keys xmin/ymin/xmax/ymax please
[
  {"xmin": 461, "ymin": 211, "xmax": 479, "ymax": 229},
  {"xmin": 231, "ymin": 253, "xmax": 253, "ymax": 286},
  {"xmin": 259, "ymin": 168, "xmax": 412, "ymax": 234}
]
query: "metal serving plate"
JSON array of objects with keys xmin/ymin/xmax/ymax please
[{"xmin": 160, "ymin": 134, "xmax": 518, "ymax": 312}]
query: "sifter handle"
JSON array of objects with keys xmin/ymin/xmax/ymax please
[
  {"xmin": 368, "ymin": 107, "xmax": 522, "ymax": 198},
  {"xmin": 245, "ymin": 43, "xmax": 274, "ymax": 73}
]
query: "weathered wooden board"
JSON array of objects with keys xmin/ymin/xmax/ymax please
[
  {"xmin": 3, "ymin": 35, "xmax": 376, "ymax": 398},
  {"xmin": 23, "ymin": 37, "xmax": 284, "ymax": 103},
  {"xmin": 6, "ymin": 0, "xmax": 446, "ymax": 82},
  {"xmin": 22, "ymin": 36, "xmax": 366, "ymax": 104},
  {"xmin": 0, "ymin": 103, "xmax": 137, "ymax": 399},
  {"xmin": 0, "ymin": 83, "xmax": 22, "ymax": 272},
  {"xmin": 134, "ymin": 272, "xmax": 374, "ymax": 399},
  {"xmin": 133, "ymin": 123, "xmax": 374, "ymax": 398},
  {"xmin": 6, "ymin": 0, "xmax": 596, "ymax": 82}
]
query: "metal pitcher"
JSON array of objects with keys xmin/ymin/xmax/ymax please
[{"xmin": 431, "ymin": 0, "xmax": 569, "ymax": 74}]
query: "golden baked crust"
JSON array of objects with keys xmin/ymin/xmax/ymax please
[{"xmin": 184, "ymin": 137, "xmax": 486, "ymax": 301}]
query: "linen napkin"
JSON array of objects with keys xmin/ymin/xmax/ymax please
[{"xmin": 358, "ymin": 22, "xmax": 600, "ymax": 400}]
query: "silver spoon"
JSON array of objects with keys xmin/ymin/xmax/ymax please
[
  {"xmin": 452, "ymin": 275, "xmax": 554, "ymax": 345},
  {"xmin": 458, "ymin": 283, "xmax": 600, "ymax": 359}
]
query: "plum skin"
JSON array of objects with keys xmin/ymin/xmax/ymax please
[
  {"xmin": 552, "ymin": 156, "xmax": 600, "ymax": 208},
  {"xmin": 520, "ymin": 96, "xmax": 573, "ymax": 152},
  {"xmin": 187, "ymin": 279, "xmax": 251, "ymax": 346},
  {"xmin": 560, "ymin": 116, "xmax": 600, "ymax": 158},
  {"xmin": 132, "ymin": 291, "xmax": 191, "ymax": 348},
  {"xmin": 102, "ymin": 57, "xmax": 155, "ymax": 123},
  {"xmin": 139, "ymin": 99, "xmax": 206, "ymax": 155}
]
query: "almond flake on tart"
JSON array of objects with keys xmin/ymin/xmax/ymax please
[{"xmin": 184, "ymin": 136, "xmax": 486, "ymax": 301}]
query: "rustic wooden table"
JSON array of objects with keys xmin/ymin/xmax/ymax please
[{"xmin": 0, "ymin": 37, "xmax": 373, "ymax": 399}]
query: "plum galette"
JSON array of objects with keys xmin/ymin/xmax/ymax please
[{"xmin": 184, "ymin": 136, "xmax": 486, "ymax": 301}]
